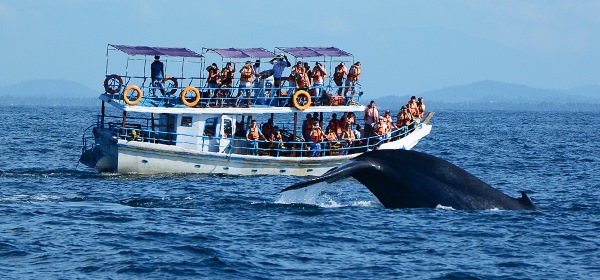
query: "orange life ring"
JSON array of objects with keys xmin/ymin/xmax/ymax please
[
  {"xmin": 104, "ymin": 74, "xmax": 123, "ymax": 94},
  {"xmin": 292, "ymin": 90, "xmax": 311, "ymax": 110},
  {"xmin": 123, "ymin": 85, "xmax": 143, "ymax": 106},
  {"xmin": 164, "ymin": 76, "xmax": 178, "ymax": 96},
  {"xmin": 180, "ymin": 86, "xmax": 201, "ymax": 107}
]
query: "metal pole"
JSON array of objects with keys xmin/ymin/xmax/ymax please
[
  {"xmin": 101, "ymin": 101, "xmax": 105, "ymax": 128},
  {"xmin": 121, "ymin": 111, "xmax": 127, "ymax": 138}
]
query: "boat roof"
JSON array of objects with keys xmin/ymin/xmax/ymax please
[
  {"xmin": 206, "ymin": 48, "xmax": 276, "ymax": 59},
  {"xmin": 100, "ymin": 95, "xmax": 365, "ymax": 114},
  {"xmin": 109, "ymin": 44, "xmax": 203, "ymax": 58},
  {"xmin": 277, "ymin": 47, "xmax": 353, "ymax": 58}
]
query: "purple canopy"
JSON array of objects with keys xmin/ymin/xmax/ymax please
[
  {"xmin": 208, "ymin": 48, "xmax": 275, "ymax": 59},
  {"xmin": 278, "ymin": 47, "xmax": 353, "ymax": 58},
  {"xmin": 110, "ymin": 44, "xmax": 202, "ymax": 58}
]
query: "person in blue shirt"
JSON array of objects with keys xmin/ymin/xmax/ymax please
[
  {"xmin": 150, "ymin": 55, "xmax": 166, "ymax": 95},
  {"xmin": 269, "ymin": 54, "xmax": 291, "ymax": 90}
]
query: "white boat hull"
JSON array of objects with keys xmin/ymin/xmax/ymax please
[{"xmin": 99, "ymin": 123, "xmax": 432, "ymax": 176}]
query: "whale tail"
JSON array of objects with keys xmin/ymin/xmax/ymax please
[{"xmin": 518, "ymin": 191, "xmax": 538, "ymax": 210}]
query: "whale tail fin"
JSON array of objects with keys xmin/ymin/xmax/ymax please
[
  {"xmin": 518, "ymin": 191, "xmax": 538, "ymax": 210},
  {"xmin": 281, "ymin": 160, "xmax": 374, "ymax": 193}
]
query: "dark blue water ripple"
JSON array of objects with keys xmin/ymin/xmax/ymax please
[{"xmin": 1, "ymin": 106, "xmax": 599, "ymax": 278}]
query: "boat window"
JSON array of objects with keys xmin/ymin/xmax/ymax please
[
  {"xmin": 223, "ymin": 119, "xmax": 232, "ymax": 138},
  {"xmin": 203, "ymin": 117, "xmax": 217, "ymax": 137},
  {"xmin": 181, "ymin": 116, "xmax": 193, "ymax": 127}
]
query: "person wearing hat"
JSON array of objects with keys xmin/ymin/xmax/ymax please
[
  {"xmin": 269, "ymin": 53, "xmax": 291, "ymax": 89},
  {"xmin": 150, "ymin": 55, "xmax": 166, "ymax": 95}
]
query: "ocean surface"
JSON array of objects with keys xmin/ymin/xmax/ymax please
[{"xmin": 1, "ymin": 105, "xmax": 599, "ymax": 279}]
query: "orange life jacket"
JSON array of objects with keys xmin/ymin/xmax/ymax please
[
  {"xmin": 347, "ymin": 65, "xmax": 360, "ymax": 81},
  {"xmin": 326, "ymin": 132, "xmax": 338, "ymax": 141},
  {"xmin": 408, "ymin": 101, "xmax": 418, "ymax": 117},
  {"xmin": 296, "ymin": 72, "xmax": 310, "ymax": 88},
  {"xmin": 240, "ymin": 66, "xmax": 254, "ymax": 82},
  {"xmin": 376, "ymin": 123, "xmax": 386, "ymax": 135},
  {"xmin": 310, "ymin": 128, "xmax": 323, "ymax": 142},
  {"xmin": 247, "ymin": 126, "xmax": 260, "ymax": 140}
]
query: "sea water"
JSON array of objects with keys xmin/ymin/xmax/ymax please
[{"xmin": 1, "ymin": 105, "xmax": 599, "ymax": 279}]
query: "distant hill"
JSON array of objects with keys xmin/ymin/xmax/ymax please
[
  {"xmin": 372, "ymin": 81, "xmax": 600, "ymax": 112},
  {"xmin": 0, "ymin": 79, "xmax": 100, "ymax": 98},
  {"xmin": 420, "ymin": 80, "xmax": 600, "ymax": 103}
]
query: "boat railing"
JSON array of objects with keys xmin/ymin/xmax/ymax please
[
  {"xmin": 107, "ymin": 119, "xmax": 423, "ymax": 158},
  {"xmin": 103, "ymin": 74, "xmax": 363, "ymax": 108}
]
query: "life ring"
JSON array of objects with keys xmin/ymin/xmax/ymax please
[
  {"xmin": 123, "ymin": 85, "xmax": 143, "ymax": 106},
  {"xmin": 163, "ymin": 76, "xmax": 178, "ymax": 96},
  {"xmin": 180, "ymin": 86, "xmax": 201, "ymax": 107},
  {"xmin": 292, "ymin": 90, "xmax": 311, "ymax": 110},
  {"xmin": 104, "ymin": 74, "xmax": 123, "ymax": 94}
]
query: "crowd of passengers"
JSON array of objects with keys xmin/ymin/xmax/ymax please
[
  {"xmin": 152, "ymin": 54, "xmax": 362, "ymax": 107},
  {"xmin": 242, "ymin": 96, "xmax": 426, "ymax": 156}
]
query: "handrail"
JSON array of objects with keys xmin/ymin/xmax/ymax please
[
  {"xmin": 109, "ymin": 119, "xmax": 423, "ymax": 158},
  {"xmin": 104, "ymin": 82, "xmax": 363, "ymax": 109}
]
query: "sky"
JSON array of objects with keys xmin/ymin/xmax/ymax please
[{"xmin": 1, "ymin": 0, "xmax": 599, "ymax": 98}]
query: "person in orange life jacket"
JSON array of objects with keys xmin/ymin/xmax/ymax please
[
  {"xmin": 396, "ymin": 106, "xmax": 413, "ymax": 137},
  {"xmin": 206, "ymin": 63, "xmax": 220, "ymax": 101},
  {"xmin": 327, "ymin": 113, "xmax": 341, "ymax": 139},
  {"xmin": 269, "ymin": 126, "xmax": 286, "ymax": 149},
  {"xmin": 340, "ymin": 123, "xmax": 356, "ymax": 155},
  {"xmin": 374, "ymin": 116, "xmax": 389, "ymax": 141},
  {"xmin": 237, "ymin": 61, "xmax": 256, "ymax": 106},
  {"xmin": 344, "ymin": 61, "xmax": 361, "ymax": 97},
  {"xmin": 261, "ymin": 118, "xmax": 275, "ymax": 140},
  {"xmin": 294, "ymin": 61, "xmax": 310, "ymax": 91},
  {"xmin": 301, "ymin": 114, "xmax": 313, "ymax": 141},
  {"xmin": 363, "ymin": 100, "xmax": 379, "ymax": 139},
  {"xmin": 309, "ymin": 121, "xmax": 324, "ymax": 157},
  {"xmin": 333, "ymin": 62, "xmax": 348, "ymax": 96},
  {"xmin": 407, "ymin": 96, "xmax": 419, "ymax": 118},
  {"xmin": 219, "ymin": 62, "xmax": 236, "ymax": 106},
  {"xmin": 150, "ymin": 55, "xmax": 166, "ymax": 95},
  {"xmin": 246, "ymin": 120, "xmax": 268, "ymax": 155},
  {"xmin": 417, "ymin": 97, "xmax": 426, "ymax": 118},
  {"xmin": 311, "ymin": 62, "xmax": 327, "ymax": 98}
]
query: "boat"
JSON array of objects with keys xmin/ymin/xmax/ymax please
[{"xmin": 79, "ymin": 44, "xmax": 433, "ymax": 176}]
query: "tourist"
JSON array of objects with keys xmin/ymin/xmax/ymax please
[
  {"xmin": 246, "ymin": 120, "xmax": 268, "ymax": 155},
  {"xmin": 333, "ymin": 62, "xmax": 347, "ymax": 96},
  {"xmin": 301, "ymin": 114, "xmax": 313, "ymax": 141},
  {"xmin": 407, "ymin": 96, "xmax": 419, "ymax": 118},
  {"xmin": 206, "ymin": 63, "xmax": 220, "ymax": 103},
  {"xmin": 396, "ymin": 106, "xmax": 413, "ymax": 137},
  {"xmin": 270, "ymin": 54, "xmax": 291, "ymax": 87},
  {"xmin": 261, "ymin": 118, "xmax": 274, "ymax": 140},
  {"xmin": 309, "ymin": 121, "xmax": 324, "ymax": 157},
  {"xmin": 417, "ymin": 97, "xmax": 426, "ymax": 118},
  {"xmin": 327, "ymin": 113, "xmax": 341, "ymax": 139},
  {"xmin": 150, "ymin": 55, "xmax": 166, "ymax": 95},
  {"xmin": 344, "ymin": 61, "xmax": 361, "ymax": 98},
  {"xmin": 311, "ymin": 62, "xmax": 327, "ymax": 98},
  {"xmin": 363, "ymin": 100, "xmax": 379, "ymax": 139},
  {"xmin": 219, "ymin": 62, "xmax": 235, "ymax": 107},
  {"xmin": 237, "ymin": 61, "xmax": 256, "ymax": 106}
]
